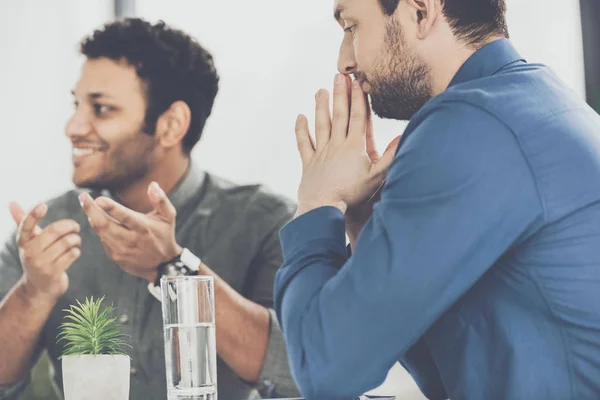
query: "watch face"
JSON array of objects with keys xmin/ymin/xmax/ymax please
[
  {"xmin": 165, "ymin": 264, "xmax": 182, "ymax": 277},
  {"xmin": 164, "ymin": 261, "xmax": 190, "ymax": 277}
]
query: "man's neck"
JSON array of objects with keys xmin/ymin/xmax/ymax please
[
  {"xmin": 430, "ymin": 35, "xmax": 505, "ymax": 96},
  {"xmin": 114, "ymin": 156, "xmax": 191, "ymax": 213}
]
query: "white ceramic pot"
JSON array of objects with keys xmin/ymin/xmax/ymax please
[{"xmin": 62, "ymin": 354, "xmax": 130, "ymax": 400}]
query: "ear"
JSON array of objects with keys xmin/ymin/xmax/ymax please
[
  {"xmin": 155, "ymin": 101, "xmax": 192, "ymax": 149},
  {"xmin": 404, "ymin": 0, "xmax": 442, "ymax": 39}
]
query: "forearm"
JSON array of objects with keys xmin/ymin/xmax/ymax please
[
  {"xmin": 275, "ymin": 207, "xmax": 410, "ymax": 399},
  {"xmin": 199, "ymin": 264, "xmax": 270, "ymax": 383},
  {"xmin": 0, "ymin": 279, "xmax": 55, "ymax": 385}
]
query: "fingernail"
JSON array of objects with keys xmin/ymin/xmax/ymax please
[
  {"xmin": 151, "ymin": 182, "xmax": 165, "ymax": 197},
  {"xmin": 37, "ymin": 204, "xmax": 48, "ymax": 215},
  {"xmin": 78, "ymin": 193, "xmax": 86, "ymax": 207},
  {"xmin": 335, "ymin": 74, "xmax": 344, "ymax": 85}
]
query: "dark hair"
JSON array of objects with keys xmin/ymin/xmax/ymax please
[
  {"xmin": 80, "ymin": 18, "xmax": 220, "ymax": 153},
  {"xmin": 378, "ymin": 0, "xmax": 508, "ymax": 46}
]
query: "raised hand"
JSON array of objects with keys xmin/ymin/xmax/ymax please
[
  {"xmin": 79, "ymin": 182, "xmax": 182, "ymax": 283},
  {"xmin": 9, "ymin": 202, "xmax": 81, "ymax": 300}
]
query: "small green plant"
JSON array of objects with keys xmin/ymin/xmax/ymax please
[{"xmin": 58, "ymin": 296, "xmax": 130, "ymax": 358}]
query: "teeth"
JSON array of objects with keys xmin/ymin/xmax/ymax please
[{"xmin": 72, "ymin": 148, "xmax": 96, "ymax": 157}]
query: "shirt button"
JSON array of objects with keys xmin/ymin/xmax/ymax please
[
  {"xmin": 130, "ymin": 367, "xmax": 138, "ymax": 376},
  {"xmin": 119, "ymin": 314, "xmax": 129, "ymax": 324}
]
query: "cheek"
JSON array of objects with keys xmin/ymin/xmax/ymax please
[
  {"xmin": 110, "ymin": 132, "xmax": 158, "ymax": 164},
  {"xmin": 93, "ymin": 119, "xmax": 125, "ymax": 140},
  {"xmin": 93, "ymin": 116, "xmax": 144, "ymax": 144},
  {"xmin": 354, "ymin": 36, "xmax": 379, "ymax": 75}
]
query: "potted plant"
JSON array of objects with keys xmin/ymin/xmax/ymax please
[{"xmin": 58, "ymin": 296, "xmax": 131, "ymax": 400}]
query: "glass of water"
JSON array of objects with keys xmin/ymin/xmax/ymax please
[{"xmin": 160, "ymin": 276, "xmax": 217, "ymax": 400}]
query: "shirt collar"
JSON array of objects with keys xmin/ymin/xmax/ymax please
[
  {"xmin": 165, "ymin": 162, "xmax": 206, "ymax": 211},
  {"xmin": 448, "ymin": 38, "xmax": 526, "ymax": 88},
  {"xmin": 102, "ymin": 161, "xmax": 206, "ymax": 211}
]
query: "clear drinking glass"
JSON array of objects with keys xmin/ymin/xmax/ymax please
[{"xmin": 161, "ymin": 276, "xmax": 217, "ymax": 400}]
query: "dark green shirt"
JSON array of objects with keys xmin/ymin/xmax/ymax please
[{"xmin": 0, "ymin": 166, "xmax": 299, "ymax": 400}]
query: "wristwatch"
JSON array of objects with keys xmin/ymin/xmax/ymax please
[{"xmin": 147, "ymin": 248, "xmax": 202, "ymax": 301}]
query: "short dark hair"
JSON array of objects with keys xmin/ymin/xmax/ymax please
[
  {"xmin": 80, "ymin": 18, "xmax": 220, "ymax": 153},
  {"xmin": 378, "ymin": 0, "xmax": 508, "ymax": 46}
]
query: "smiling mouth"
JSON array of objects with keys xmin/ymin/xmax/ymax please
[
  {"xmin": 73, "ymin": 148, "xmax": 101, "ymax": 156},
  {"xmin": 72, "ymin": 147, "xmax": 106, "ymax": 165}
]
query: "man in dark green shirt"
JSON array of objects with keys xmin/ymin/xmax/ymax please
[{"xmin": 0, "ymin": 18, "xmax": 298, "ymax": 400}]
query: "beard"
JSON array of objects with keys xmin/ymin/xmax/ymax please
[
  {"xmin": 74, "ymin": 131, "xmax": 157, "ymax": 193},
  {"xmin": 82, "ymin": 150, "xmax": 153, "ymax": 193},
  {"xmin": 367, "ymin": 18, "xmax": 434, "ymax": 121}
]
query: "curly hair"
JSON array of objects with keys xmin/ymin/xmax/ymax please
[
  {"xmin": 80, "ymin": 18, "xmax": 220, "ymax": 153},
  {"xmin": 378, "ymin": 0, "xmax": 508, "ymax": 47}
]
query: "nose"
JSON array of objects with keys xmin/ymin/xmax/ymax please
[
  {"xmin": 65, "ymin": 107, "xmax": 92, "ymax": 140},
  {"xmin": 337, "ymin": 37, "xmax": 357, "ymax": 76}
]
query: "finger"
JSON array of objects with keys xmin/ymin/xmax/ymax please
[
  {"xmin": 44, "ymin": 233, "xmax": 82, "ymax": 264},
  {"xmin": 331, "ymin": 73, "xmax": 350, "ymax": 143},
  {"xmin": 383, "ymin": 135, "xmax": 402, "ymax": 154},
  {"xmin": 95, "ymin": 196, "xmax": 145, "ymax": 231},
  {"xmin": 17, "ymin": 204, "xmax": 48, "ymax": 244},
  {"xmin": 365, "ymin": 101, "xmax": 381, "ymax": 163},
  {"xmin": 9, "ymin": 202, "xmax": 43, "ymax": 237},
  {"xmin": 51, "ymin": 247, "xmax": 81, "ymax": 272},
  {"xmin": 295, "ymin": 114, "xmax": 314, "ymax": 164},
  {"xmin": 32, "ymin": 220, "xmax": 80, "ymax": 254},
  {"xmin": 347, "ymin": 79, "xmax": 368, "ymax": 143},
  {"xmin": 314, "ymin": 89, "xmax": 332, "ymax": 149},
  {"xmin": 147, "ymin": 182, "xmax": 177, "ymax": 222},
  {"xmin": 346, "ymin": 75, "xmax": 352, "ymax": 105},
  {"xmin": 79, "ymin": 192, "xmax": 112, "ymax": 233},
  {"xmin": 372, "ymin": 135, "xmax": 402, "ymax": 176},
  {"xmin": 9, "ymin": 202, "xmax": 25, "ymax": 226}
]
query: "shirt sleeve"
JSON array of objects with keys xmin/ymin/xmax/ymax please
[
  {"xmin": 0, "ymin": 378, "xmax": 29, "ymax": 400},
  {"xmin": 245, "ymin": 202, "xmax": 301, "ymax": 397},
  {"xmin": 274, "ymin": 102, "xmax": 544, "ymax": 399},
  {"xmin": 0, "ymin": 231, "xmax": 42, "ymax": 400}
]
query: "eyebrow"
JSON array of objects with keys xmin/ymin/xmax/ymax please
[{"xmin": 70, "ymin": 90, "xmax": 115, "ymax": 100}]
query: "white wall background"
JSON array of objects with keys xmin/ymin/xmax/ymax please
[
  {"xmin": 0, "ymin": 0, "xmax": 586, "ymax": 398},
  {"xmin": 0, "ymin": 1, "xmax": 113, "ymax": 232}
]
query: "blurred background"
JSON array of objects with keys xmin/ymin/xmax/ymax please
[{"xmin": 0, "ymin": 0, "xmax": 598, "ymax": 399}]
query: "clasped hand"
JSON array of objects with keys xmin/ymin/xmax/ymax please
[{"xmin": 294, "ymin": 74, "xmax": 400, "ymax": 220}]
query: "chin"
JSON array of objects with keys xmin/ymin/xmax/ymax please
[
  {"xmin": 73, "ymin": 179, "xmax": 96, "ymax": 190},
  {"xmin": 72, "ymin": 172, "xmax": 101, "ymax": 190}
]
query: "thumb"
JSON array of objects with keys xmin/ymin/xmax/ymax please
[
  {"xmin": 147, "ymin": 182, "xmax": 176, "ymax": 222},
  {"xmin": 383, "ymin": 135, "xmax": 402, "ymax": 155},
  {"xmin": 372, "ymin": 135, "xmax": 401, "ymax": 176},
  {"xmin": 9, "ymin": 202, "xmax": 25, "ymax": 226}
]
